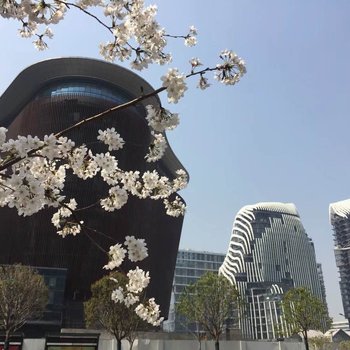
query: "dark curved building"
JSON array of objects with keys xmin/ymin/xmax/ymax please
[{"xmin": 0, "ymin": 57, "xmax": 186, "ymax": 329}]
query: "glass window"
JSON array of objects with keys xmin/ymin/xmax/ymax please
[
  {"xmin": 37, "ymin": 80, "xmax": 131, "ymax": 105},
  {"xmin": 49, "ymin": 277, "xmax": 56, "ymax": 287},
  {"xmin": 48, "ymin": 290, "xmax": 55, "ymax": 304}
]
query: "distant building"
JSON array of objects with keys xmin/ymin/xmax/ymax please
[
  {"xmin": 331, "ymin": 320, "xmax": 349, "ymax": 331},
  {"xmin": 317, "ymin": 263, "xmax": 328, "ymax": 308},
  {"xmin": 329, "ymin": 199, "xmax": 350, "ymax": 327},
  {"xmin": 220, "ymin": 202, "xmax": 326, "ymax": 340},
  {"xmin": 324, "ymin": 329, "xmax": 350, "ymax": 342},
  {"xmin": 164, "ymin": 249, "xmax": 225, "ymax": 332}
]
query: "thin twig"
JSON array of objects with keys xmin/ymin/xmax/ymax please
[
  {"xmin": 75, "ymin": 201, "xmax": 99, "ymax": 212},
  {"xmin": 81, "ymin": 223, "xmax": 115, "ymax": 242},
  {"xmin": 81, "ymin": 225, "xmax": 108, "ymax": 254},
  {"xmin": 163, "ymin": 34, "xmax": 187, "ymax": 39},
  {"xmin": 60, "ymin": 1, "xmax": 113, "ymax": 33}
]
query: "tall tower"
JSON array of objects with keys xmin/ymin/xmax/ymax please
[
  {"xmin": 317, "ymin": 263, "xmax": 328, "ymax": 309},
  {"xmin": 219, "ymin": 202, "xmax": 325, "ymax": 340},
  {"xmin": 329, "ymin": 199, "xmax": 350, "ymax": 327}
]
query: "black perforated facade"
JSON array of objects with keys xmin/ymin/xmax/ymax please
[{"xmin": 0, "ymin": 58, "xmax": 186, "ymax": 329}]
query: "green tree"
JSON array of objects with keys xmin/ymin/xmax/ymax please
[
  {"xmin": 0, "ymin": 264, "xmax": 49, "ymax": 350},
  {"xmin": 281, "ymin": 287, "xmax": 331, "ymax": 350},
  {"xmin": 177, "ymin": 272, "xmax": 239, "ymax": 350},
  {"xmin": 339, "ymin": 341, "xmax": 350, "ymax": 350},
  {"xmin": 84, "ymin": 272, "xmax": 146, "ymax": 350},
  {"xmin": 309, "ymin": 335, "xmax": 332, "ymax": 350}
]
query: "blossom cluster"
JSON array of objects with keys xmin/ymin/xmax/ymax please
[
  {"xmin": 100, "ymin": 1, "xmax": 171, "ymax": 69},
  {"xmin": 215, "ymin": 50, "xmax": 247, "ymax": 86},
  {"xmin": 0, "ymin": 127, "xmax": 188, "ymax": 237},
  {"xmin": 104, "ymin": 235, "xmax": 148, "ymax": 270},
  {"xmin": 145, "ymin": 132, "xmax": 167, "ymax": 163},
  {"xmin": 145, "ymin": 105, "xmax": 179, "ymax": 132},
  {"xmin": 184, "ymin": 25, "xmax": 197, "ymax": 47},
  {"xmin": 161, "ymin": 68, "xmax": 187, "ymax": 104},
  {"xmin": 106, "ymin": 237, "xmax": 163, "ymax": 326},
  {"xmin": 119, "ymin": 168, "xmax": 188, "ymax": 202},
  {"xmin": 103, "ymin": 243, "xmax": 126, "ymax": 270},
  {"xmin": 135, "ymin": 297, "xmax": 164, "ymax": 326},
  {"xmin": 0, "ymin": 132, "xmax": 74, "ymax": 217},
  {"xmin": 51, "ymin": 199, "xmax": 82, "ymax": 237},
  {"xmin": 111, "ymin": 269, "xmax": 163, "ymax": 326},
  {"xmin": 2, "ymin": 0, "xmax": 178, "ymax": 69},
  {"xmin": 156, "ymin": 51, "xmax": 246, "ymax": 105},
  {"xmin": 0, "ymin": 113, "xmax": 183, "ymax": 329},
  {"xmin": 97, "ymin": 127, "xmax": 124, "ymax": 151},
  {"xmin": 2, "ymin": 0, "xmax": 246, "ymax": 110},
  {"xmin": 164, "ymin": 195, "xmax": 186, "ymax": 217},
  {"xmin": 124, "ymin": 235, "xmax": 148, "ymax": 262},
  {"xmin": 100, "ymin": 186, "xmax": 128, "ymax": 212}
]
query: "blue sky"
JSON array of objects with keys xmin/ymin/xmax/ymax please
[{"xmin": 0, "ymin": 0, "xmax": 349, "ymax": 321}]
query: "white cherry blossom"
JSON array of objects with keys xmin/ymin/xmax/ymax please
[
  {"xmin": 124, "ymin": 236, "xmax": 148, "ymax": 262},
  {"xmin": 100, "ymin": 186, "xmax": 128, "ymax": 211},
  {"xmin": 145, "ymin": 132, "xmax": 167, "ymax": 163},
  {"xmin": 18, "ymin": 21, "xmax": 37, "ymax": 38},
  {"xmin": 190, "ymin": 57, "xmax": 202, "ymax": 68},
  {"xmin": 215, "ymin": 49, "xmax": 247, "ymax": 85},
  {"xmin": 135, "ymin": 298, "xmax": 164, "ymax": 326},
  {"xmin": 126, "ymin": 267, "xmax": 150, "ymax": 294},
  {"xmin": 51, "ymin": 199, "xmax": 81, "ymax": 237},
  {"xmin": 184, "ymin": 25, "xmax": 197, "ymax": 47},
  {"xmin": 145, "ymin": 105, "xmax": 179, "ymax": 132},
  {"xmin": 172, "ymin": 169, "xmax": 188, "ymax": 191},
  {"xmin": 97, "ymin": 128, "xmax": 125, "ymax": 151},
  {"xmin": 104, "ymin": 244, "xmax": 127, "ymax": 269},
  {"xmin": 124, "ymin": 292, "xmax": 139, "ymax": 307},
  {"xmin": 198, "ymin": 75, "xmax": 210, "ymax": 90},
  {"xmin": 0, "ymin": 127, "xmax": 7, "ymax": 147},
  {"xmin": 57, "ymin": 221, "xmax": 82, "ymax": 237},
  {"xmin": 111, "ymin": 286, "xmax": 124, "ymax": 303},
  {"xmin": 161, "ymin": 68, "xmax": 187, "ymax": 104},
  {"xmin": 163, "ymin": 196, "xmax": 186, "ymax": 217}
]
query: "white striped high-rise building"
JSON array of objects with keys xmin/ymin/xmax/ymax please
[
  {"xmin": 329, "ymin": 199, "xmax": 350, "ymax": 326},
  {"xmin": 317, "ymin": 263, "xmax": 328, "ymax": 309},
  {"xmin": 219, "ymin": 202, "xmax": 325, "ymax": 340}
]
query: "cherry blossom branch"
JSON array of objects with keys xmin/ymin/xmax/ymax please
[
  {"xmin": 186, "ymin": 66, "xmax": 217, "ymax": 78},
  {"xmin": 0, "ymin": 55, "xmax": 244, "ymax": 172}
]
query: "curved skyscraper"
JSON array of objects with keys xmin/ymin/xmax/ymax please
[
  {"xmin": 220, "ymin": 202, "xmax": 325, "ymax": 340},
  {"xmin": 330, "ymin": 199, "xmax": 350, "ymax": 326},
  {"xmin": 0, "ymin": 57, "xmax": 186, "ymax": 329}
]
